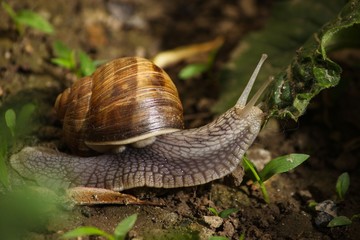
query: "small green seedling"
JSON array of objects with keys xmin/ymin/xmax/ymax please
[
  {"xmin": 2, "ymin": 2, "xmax": 54, "ymax": 34},
  {"xmin": 79, "ymin": 50, "xmax": 97, "ymax": 76},
  {"xmin": 335, "ymin": 172, "xmax": 350, "ymax": 201},
  {"xmin": 308, "ymin": 173, "xmax": 358, "ymax": 228},
  {"xmin": 208, "ymin": 233, "xmax": 244, "ymax": 240},
  {"xmin": 51, "ymin": 41, "xmax": 97, "ymax": 77},
  {"xmin": 0, "ymin": 109, "xmax": 16, "ymax": 189},
  {"xmin": 0, "ymin": 103, "xmax": 36, "ymax": 189},
  {"xmin": 51, "ymin": 41, "xmax": 76, "ymax": 71},
  {"xmin": 179, "ymin": 63, "xmax": 210, "ymax": 80},
  {"xmin": 0, "ymin": 137, "xmax": 9, "ymax": 189},
  {"xmin": 239, "ymin": 233, "xmax": 245, "ymax": 240},
  {"xmin": 243, "ymin": 153, "xmax": 309, "ymax": 203},
  {"xmin": 5, "ymin": 103, "xmax": 36, "ymax": 140},
  {"xmin": 326, "ymin": 173, "xmax": 358, "ymax": 228},
  {"xmin": 5, "ymin": 109, "xmax": 16, "ymax": 138},
  {"xmin": 208, "ymin": 207, "xmax": 238, "ymax": 219},
  {"xmin": 327, "ymin": 215, "xmax": 352, "ymax": 227},
  {"xmin": 178, "ymin": 50, "xmax": 217, "ymax": 80},
  {"xmin": 209, "ymin": 236, "xmax": 229, "ymax": 240},
  {"xmin": 0, "ymin": 184, "xmax": 75, "ymax": 239},
  {"xmin": 328, "ymin": 214, "xmax": 360, "ymax": 228},
  {"xmin": 62, "ymin": 214, "xmax": 137, "ymax": 240},
  {"xmin": 307, "ymin": 200, "xmax": 318, "ymax": 209}
]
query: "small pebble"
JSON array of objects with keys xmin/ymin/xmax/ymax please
[
  {"xmin": 297, "ymin": 189, "xmax": 313, "ymax": 202},
  {"xmin": 314, "ymin": 200, "xmax": 338, "ymax": 227},
  {"xmin": 203, "ymin": 215, "xmax": 223, "ymax": 229}
]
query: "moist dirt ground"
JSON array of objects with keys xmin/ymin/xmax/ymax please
[{"xmin": 0, "ymin": 1, "xmax": 359, "ymax": 239}]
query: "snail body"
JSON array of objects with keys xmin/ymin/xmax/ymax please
[{"xmin": 10, "ymin": 55, "xmax": 270, "ymax": 191}]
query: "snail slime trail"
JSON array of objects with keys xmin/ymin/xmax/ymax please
[{"xmin": 10, "ymin": 55, "xmax": 270, "ymax": 191}]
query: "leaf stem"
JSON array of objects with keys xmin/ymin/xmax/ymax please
[
  {"xmin": 259, "ymin": 181, "xmax": 270, "ymax": 204},
  {"xmin": 243, "ymin": 156, "xmax": 270, "ymax": 203}
]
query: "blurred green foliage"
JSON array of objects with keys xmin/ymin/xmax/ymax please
[{"xmin": 2, "ymin": 1, "xmax": 54, "ymax": 34}]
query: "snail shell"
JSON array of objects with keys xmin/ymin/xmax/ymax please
[{"xmin": 54, "ymin": 57, "xmax": 184, "ymax": 155}]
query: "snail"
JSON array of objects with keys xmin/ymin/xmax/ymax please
[
  {"xmin": 10, "ymin": 54, "xmax": 271, "ymax": 192},
  {"xmin": 53, "ymin": 57, "xmax": 184, "ymax": 156}
]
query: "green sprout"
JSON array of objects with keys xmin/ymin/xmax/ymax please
[
  {"xmin": 335, "ymin": 172, "xmax": 350, "ymax": 201},
  {"xmin": 243, "ymin": 153, "xmax": 309, "ymax": 203},
  {"xmin": 209, "ymin": 236, "xmax": 229, "ymax": 240},
  {"xmin": 62, "ymin": 214, "xmax": 137, "ymax": 240},
  {"xmin": 2, "ymin": 1, "xmax": 54, "ymax": 34},
  {"xmin": 0, "ymin": 103, "xmax": 36, "ymax": 189},
  {"xmin": 208, "ymin": 207, "xmax": 238, "ymax": 219},
  {"xmin": 239, "ymin": 233, "xmax": 245, "ymax": 240},
  {"xmin": 0, "ymin": 137, "xmax": 9, "ymax": 189},
  {"xmin": 4, "ymin": 109, "xmax": 16, "ymax": 138},
  {"xmin": 327, "ymin": 214, "xmax": 360, "ymax": 228},
  {"xmin": 327, "ymin": 215, "xmax": 352, "ymax": 227},
  {"xmin": 208, "ymin": 233, "xmax": 244, "ymax": 240},
  {"xmin": 178, "ymin": 50, "xmax": 217, "ymax": 80},
  {"xmin": 308, "ymin": 172, "xmax": 358, "ymax": 228},
  {"xmin": 0, "ymin": 186, "xmax": 67, "ymax": 239},
  {"xmin": 179, "ymin": 63, "xmax": 210, "ymax": 80},
  {"xmin": 51, "ymin": 41, "xmax": 98, "ymax": 77},
  {"xmin": 51, "ymin": 41, "xmax": 76, "ymax": 71},
  {"xmin": 326, "ymin": 172, "xmax": 359, "ymax": 228},
  {"xmin": 79, "ymin": 50, "xmax": 98, "ymax": 76}
]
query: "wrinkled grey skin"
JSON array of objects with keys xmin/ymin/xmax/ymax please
[{"xmin": 10, "ymin": 106, "xmax": 263, "ymax": 191}]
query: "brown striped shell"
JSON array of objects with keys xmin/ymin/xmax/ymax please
[{"xmin": 55, "ymin": 57, "xmax": 184, "ymax": 156}]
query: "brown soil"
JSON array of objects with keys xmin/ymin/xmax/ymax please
[{"xmin": 0, "ymin": 1, "xmax": 359, "ymax": 239}]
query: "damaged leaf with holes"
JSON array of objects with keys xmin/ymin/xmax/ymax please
[{"xmin": 214, "ymin": 0, "xmax": 360, "ymax": 121}]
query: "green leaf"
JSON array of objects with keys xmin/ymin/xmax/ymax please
[
  {"xmin": 219, "ymin": 208, "xmax": 238, "ymax": 219},
  {"xmin": 0, "ymin": 137, "xmax": 9, "ymax": 189},
  {"xmin": 239, "ymin": 233, "xmax": 245, "ymax": 240},
  {"xmin": 209, "ymin": 236, "xmax": 229, "ymax": 240},
  {"xmin": 51, "ymin": 58, "xmax": 74, "ymax": 69},
  {"xmin": 16, "ymin": 103, "xmax": 36, "ymax": 136},
  {"xmin": 308, "ymin": 200, "xmax": 318, "ymax": 210},
  {"xmin": 17, "ymin": 103, "xmax": 35, "ymax": 125},
  {"xmin": 336, "ymin": 172, "xmax": 350, "ymax": 200},
  {"xmin": 259, "ymin": 154, "xmax": 309, "ymax": 182},
  {"xmin": 79, "ymin": 50, "xmax": 96, "ymax": 77},
  {"xmin": 52, "ymin": 41, "xmax": 76, "ymax": 70},
  {"xmin": 208, "ymin": 207, "xmax": 219, "ymax": 216},
  {"xmin": 61, "ymin": 226, "xmax": 114, "ymax": 240},
  {"xmin": 327, "ymin": 216, "xmax": 352, "ymax": 227},
  {"xmin": 52, "ymin": 41, "xmax": 73, "ymax": 59},
  {"xmin": 5, "ymin": 109, "xmax": 16, "ymax": 137},
  {"xmin": 179, "ymin": 63, "xmax": 209, "ymax": 80},
  {"xmin": 243, "ymin": 156, "xmax": 270, "ymax": 203},
  {"xmin": 213, "ymin": 0, "xmax": 360, "ymax": 121},
  {"xmin": 242, "ymin": 156, "xmax": 261, "ymax": 182},
  {"xmin": 2, "ymin": 2, "xmax": 17, "ymax": 20},
  {"xmin": 113, "ymin": 214, "xmax": 137, "ymax": 240},
  {"xmin": 16, "ymin": 10, "xmax": 54, "ymax": 34}
]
